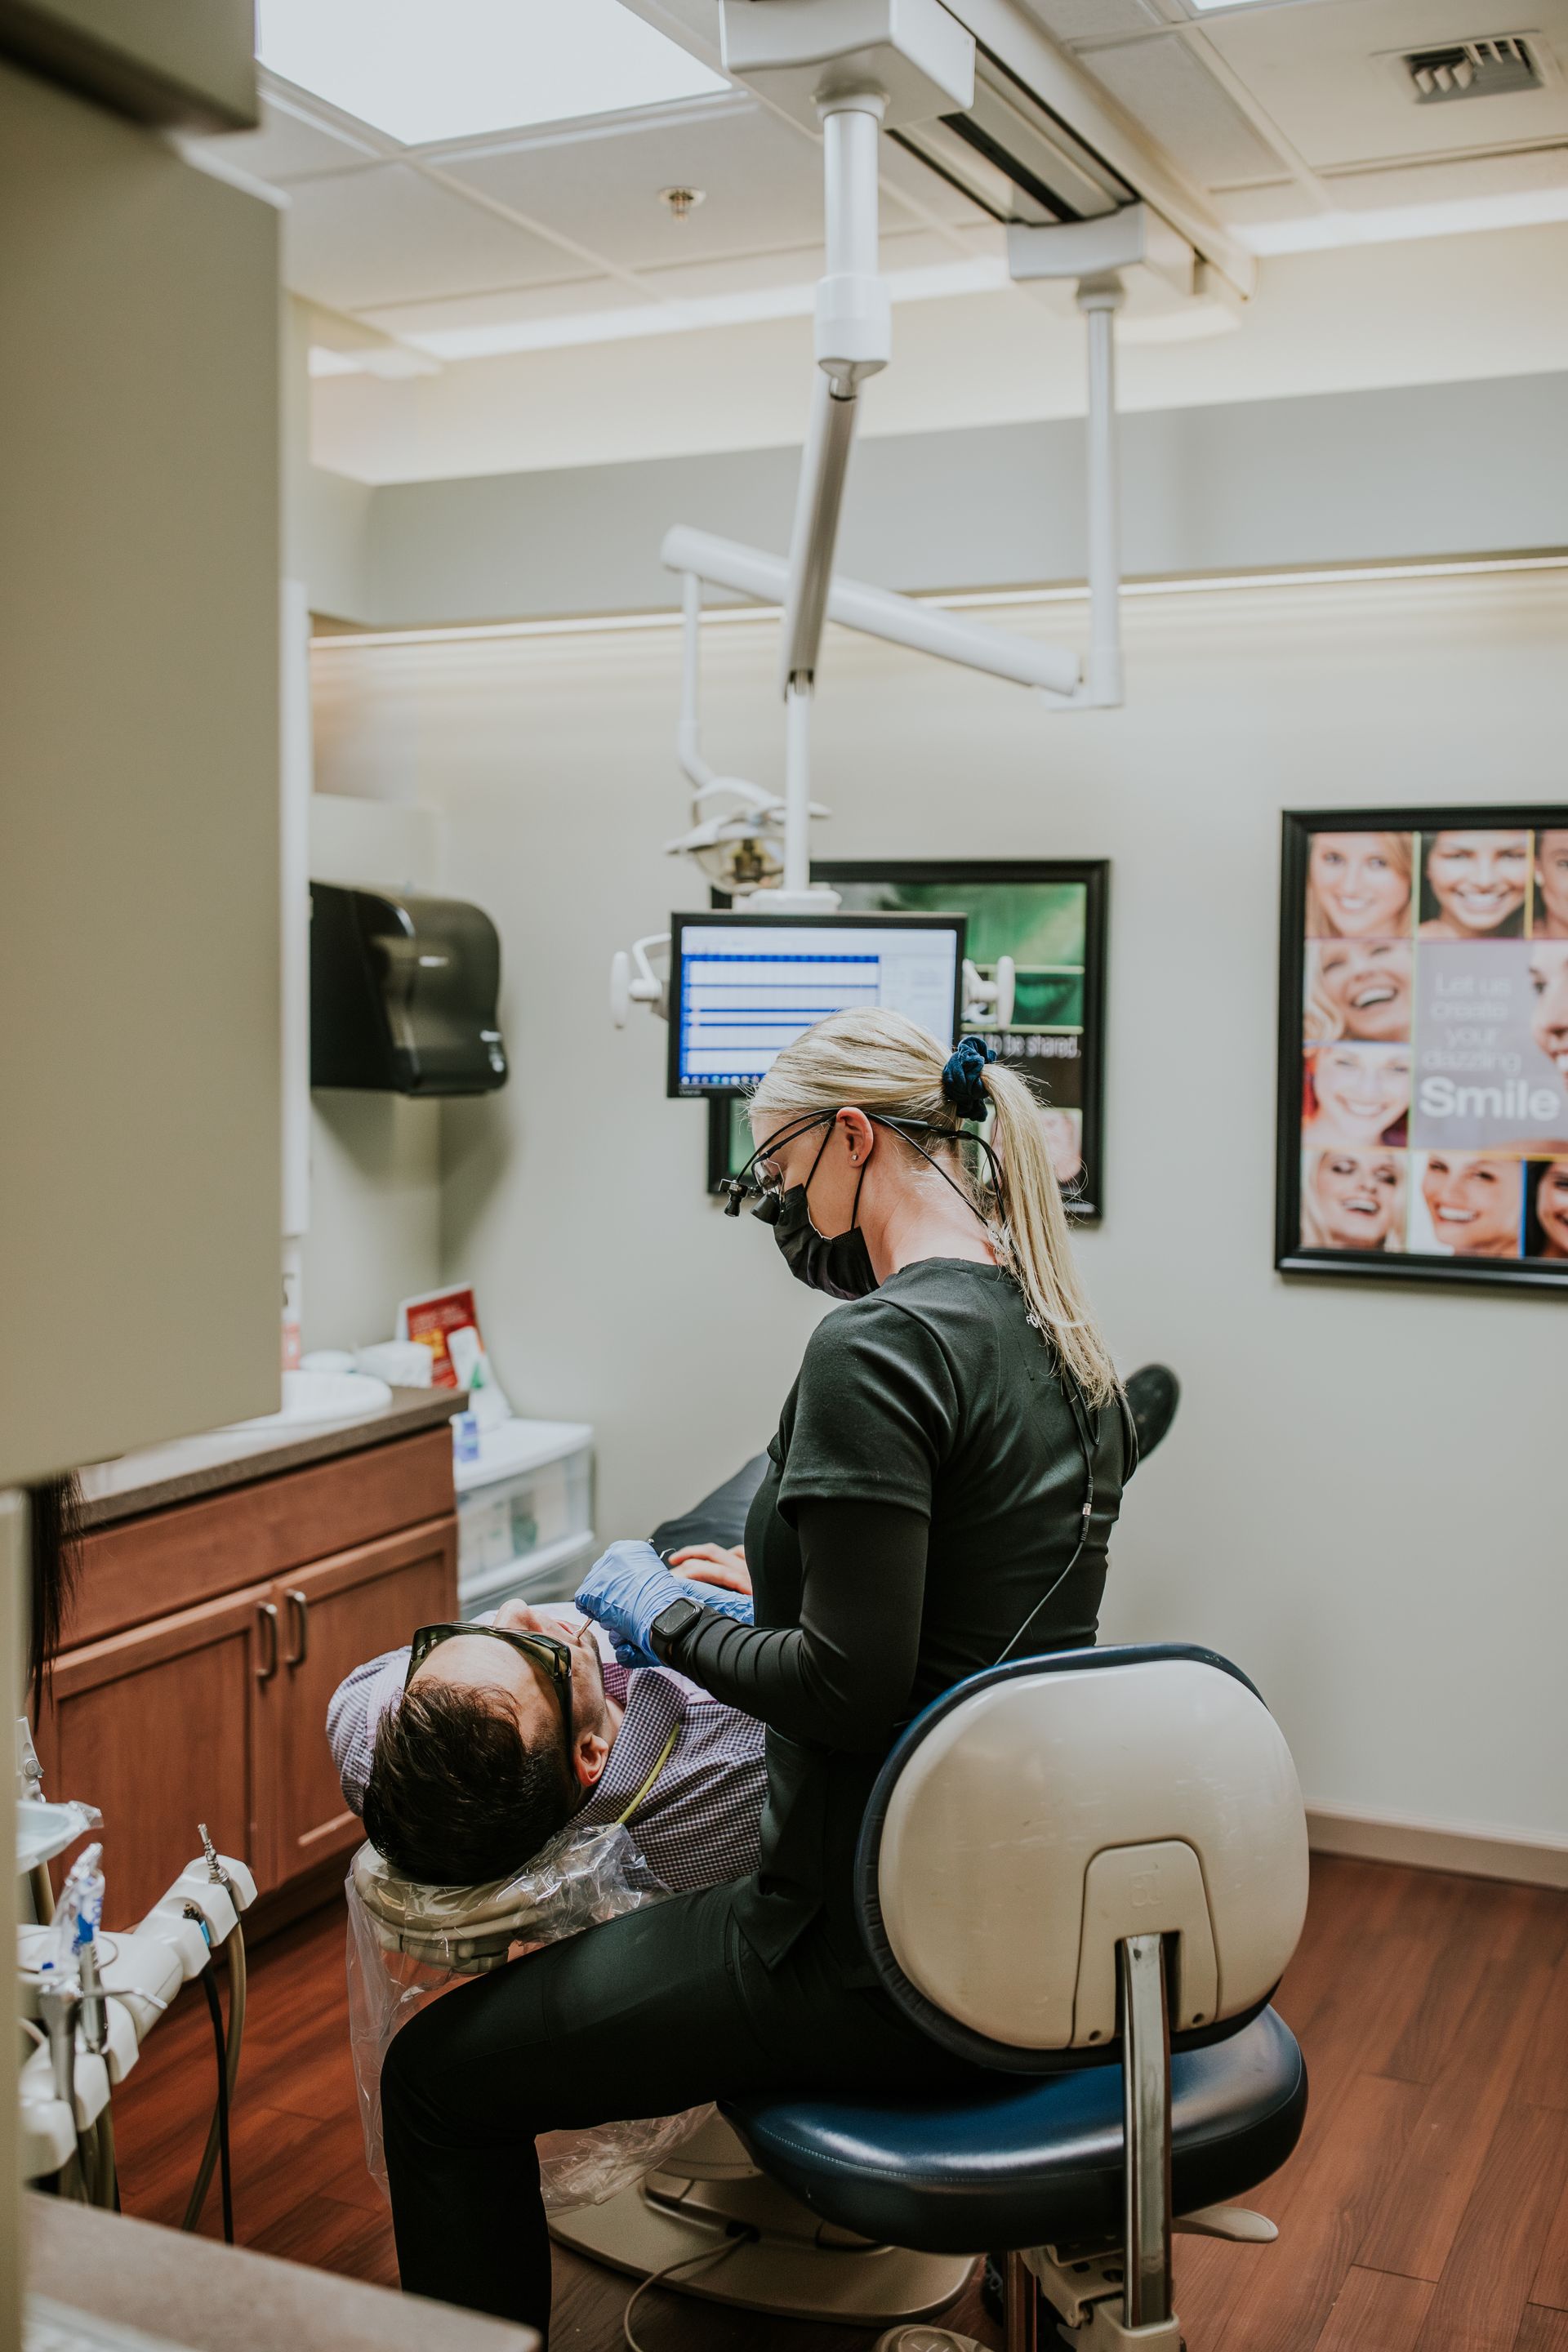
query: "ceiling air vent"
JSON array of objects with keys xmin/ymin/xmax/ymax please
[{"xmin": 1403, "ymin": 35, "xmax": 1544, "ymax": 102}]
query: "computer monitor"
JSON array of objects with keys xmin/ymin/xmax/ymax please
[{"xmin": 668, "ymin": 909, "xmax": 966, "ymax": 1098}]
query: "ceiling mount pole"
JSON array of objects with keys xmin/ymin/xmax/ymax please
[
  {"xmin": 1078, "ymin": 273, "xmax": 1125, "ymax": 709},
  {"xmin": 777, "ymin": 87, "xmax": 889, "ymax": 702}
]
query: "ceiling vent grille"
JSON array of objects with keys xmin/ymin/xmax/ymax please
[{"xmin": 1403, "ymin": 35, "xmax": 1544, "ymax": 102}]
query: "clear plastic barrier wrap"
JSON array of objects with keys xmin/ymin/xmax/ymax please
[{"xmin": 346, "ymin": 1822, "xmax": 713, "ymax": 2209}]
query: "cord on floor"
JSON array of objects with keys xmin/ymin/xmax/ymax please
[{"xmin": 621, "ymin": 2230, "xmax": 756, "ymax": 2352}]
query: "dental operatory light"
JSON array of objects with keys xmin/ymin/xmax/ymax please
[{"xmin": 255, "ymin": 0, "xmax": 726, "ymax": 147}]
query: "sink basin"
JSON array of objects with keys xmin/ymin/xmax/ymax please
[{"xmin": 225, "ymin": 1369, "xmax": 394, "ymax": 1431}]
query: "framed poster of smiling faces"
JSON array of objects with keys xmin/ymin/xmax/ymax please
[{"xmin": 1276, "ymin": 809, "xmax": 1568, "ymax": 1289}]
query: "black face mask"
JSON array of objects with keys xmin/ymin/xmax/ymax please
[{"xmin": 746, "ymin": 1118, "xmax": 880, "ymax": 1300}]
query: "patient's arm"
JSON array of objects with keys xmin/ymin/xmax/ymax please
[{"xmin": 667, "ymin": 1543, "xmax": 751, "ymax": 1595}]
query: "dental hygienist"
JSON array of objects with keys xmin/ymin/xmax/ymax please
[{"xmin": 380, "ymin": 1010, "xmax": 1134, "ymax": 2340}]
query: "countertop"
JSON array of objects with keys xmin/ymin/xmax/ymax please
[
  {"xmin": 78, "ymin": 1385, "xmax": 467, "ymax": 1530},
  {"xmin": 28, "ymin": 2193, "xmax": 537, "ymax": 2352}
]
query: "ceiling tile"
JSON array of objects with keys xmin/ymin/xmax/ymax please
[
  {"xmin": 1021, "ymin": 0, "xmax": 1165, "ymax": 37},
  {"xmin": 283, "ymin": 165, "xmax": 583, "ymax": 311},
  {"xmin": 195, "ymin": 93, "xmax": 381, "ymax": 184},
  {"xmin": 431, "ymin": 100, "xmax": 833, "ymax": 269},
  {"xmin": 359, "ymin": 277, "xmax": 635, "ymax": 342},
  {"xmin": 356, "ymin": 223, "xmax": 994, "ymax": 351},
  {"xmin": 1076, "ymin": 34, "xmax": 1288, "ymax": 184},
  {"xmin": 1197, "ymin": 0, "xmax": 1568, "ymax": 171}
]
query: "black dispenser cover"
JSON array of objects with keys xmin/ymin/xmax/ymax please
[{"xmin": 310, "ymin": 884, "xmax": 509, "ymax": 1096}]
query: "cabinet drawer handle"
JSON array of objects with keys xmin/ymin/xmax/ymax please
[
  {"xmin": 256, "ymin": 1602, "xmax": 279, "ymax": 1683},
  {"xmin": 285, "ymin": 1589, "xmax": 309, "ymax": 1669}
]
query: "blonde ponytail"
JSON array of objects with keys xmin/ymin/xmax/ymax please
[
  {"xmin": 751, "ymin": 1009, "xmax": 1121, "ymax": 1407},
  {"xmin": 977, "ymin": 1057, "xmax": 1120, "ymax": 1405}
]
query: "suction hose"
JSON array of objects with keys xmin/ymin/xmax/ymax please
[{"xmin": 181, "ymin": 1920, "xmax": 247, "ymax": 2235}]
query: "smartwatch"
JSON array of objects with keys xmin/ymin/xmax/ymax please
[{"xmin": 649, "ymin": 1593, "xmax": 707, "ymax": 1660}]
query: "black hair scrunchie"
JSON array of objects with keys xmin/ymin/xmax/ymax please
[{"xmin": 942, "ymin": 1033, "xmax": 996, "ymax": 1122}]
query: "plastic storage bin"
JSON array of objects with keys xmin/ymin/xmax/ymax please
[
  {"xmin": 455, "ymin": 1419, "xmax": 595, "ymax": 1613},
  {"xmin": 459, "ymin": 1535, "xmax": 599, "ymax": 1617}
]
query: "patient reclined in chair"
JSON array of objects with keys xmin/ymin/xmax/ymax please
[{"xmin": 333, "ymin": 1468, "xmax": 774, "ymax": 2210}]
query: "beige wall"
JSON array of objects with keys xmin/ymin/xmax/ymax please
[
  {"xmin": 0, "ymin": 63, "xmax": 282, "ymax": 1481},
  {"xmin": 313, "ymin": 564, "xmax": 1568, "ymax": 1846},
  {"xmin": 303, "ymin": 795, "xmax": 444, "ymax": 1352}
]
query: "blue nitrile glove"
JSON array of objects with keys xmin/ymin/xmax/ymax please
[{"xmin": 575, "ymin": 1539, "xmax": 753, "ymax": 1668}]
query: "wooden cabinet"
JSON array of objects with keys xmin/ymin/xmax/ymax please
[
  {"xmin": 40, "ymin": 1429, "xmax": 457, "ymax": 1927},
  {"xmin": 42, "ymin": 1586, "xmax": 271, "ymax": 1926},
  {"xmin": 263, "ymin": 1521, "xmax": 455, "ymax": 1888}
]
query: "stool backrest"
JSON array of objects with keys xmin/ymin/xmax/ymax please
[{"xmin": 857, "ymin": 1646, "xmax": 1308, "ymax": 2070}]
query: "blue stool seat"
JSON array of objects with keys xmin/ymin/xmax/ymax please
[{"xmin": 723, "ymin": 2006, "xmax": 1306, "ymax": 2255}]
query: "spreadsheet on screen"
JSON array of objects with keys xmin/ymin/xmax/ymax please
[{"xmin": 675, "ymin": 920, "xmax": 960, "ymax": 1090}]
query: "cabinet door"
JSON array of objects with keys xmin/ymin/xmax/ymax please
[
  {"xmin": 38, "ymin": 1585, "xmax": 273, "ymax": 1926},
  {"xmin": 266, "ymin": 1516, "xmax": 457, "ymax": 1886}
]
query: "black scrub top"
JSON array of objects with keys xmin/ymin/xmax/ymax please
[{"xmin": 660, "ymin": 1258, "xmax": 1133, "ymax": 1977}]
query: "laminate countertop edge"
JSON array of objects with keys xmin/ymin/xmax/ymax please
[{"xmin": 78, "ymin": 1386, "xmax": 469, "ymax": 1529}]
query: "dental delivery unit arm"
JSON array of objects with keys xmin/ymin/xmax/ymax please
[
  {"xmin": 17, "ymin": 1727, "xmax": 256, "ymax": 2225},
  {"xmin": 615, "ymin": 0, "xmax": 1197, "ymax": 1025}
]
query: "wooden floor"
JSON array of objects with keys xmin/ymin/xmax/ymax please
[{"xmin": 110, "ymin": 1854, "xmax": 1568, "ymax": 2351}]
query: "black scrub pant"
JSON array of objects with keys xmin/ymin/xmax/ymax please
[{"xmin": 381, "ymin": 1877, "xmax": 996, "ymax": 2341}]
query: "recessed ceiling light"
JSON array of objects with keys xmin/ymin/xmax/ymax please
[
  {"xmin": 1185, "ymin": 1, "xmax": 1283, "ymax": 11},
  {"xmin": 256, "ymin": 0, "xmax": 728, "ymax": 146}
]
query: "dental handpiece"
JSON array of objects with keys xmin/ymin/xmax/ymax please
[
  {"xmin": 37, "ymin": 1963, "xmax": 79, "ymax": 2107},
  {"xmin": 61, "ymin": 1846, "xmax": 108, "ymax": 2054},
  {"xmin": 77, "ymin": 1939, "xmax": 106, "ymax": 2056}
]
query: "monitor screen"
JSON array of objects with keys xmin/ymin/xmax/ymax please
[{"xmin": 668, "ymin": 911, "xmax": 966, "ymax": 1096}]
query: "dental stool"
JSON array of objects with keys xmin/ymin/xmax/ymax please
[{"xmin": 555, "ymin": 1644, "xmax": 1310, "ymax": 2347}]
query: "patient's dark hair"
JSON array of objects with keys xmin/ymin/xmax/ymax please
[{"xmin": 363, "ymin": 1683, "xmax": 575, "ymax": 1886}]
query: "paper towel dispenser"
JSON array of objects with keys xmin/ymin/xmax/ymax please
[{"xmin": 310, "ymin": 884, "xmax": 509, "ymax": 1096}]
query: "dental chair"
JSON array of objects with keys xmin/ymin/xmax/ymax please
[{"xmin": 556, "ymin": 1642, "xmax": 1310, "ymax": 2348}]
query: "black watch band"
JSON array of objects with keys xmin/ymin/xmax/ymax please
[{"xmin": 649, "ymin": 1594, "xmax": 707, "ymax": 1659}]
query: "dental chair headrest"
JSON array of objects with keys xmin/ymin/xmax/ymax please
[
  {"xmin": 350, "ymin": 1821, "xmax": 661, "ymax": 1975},
  {"xmin": 856, "ymin": 1644, "xmax": 1309, "ymax": 2074},
  {"xmin": 350, "ymin": 1843, "xmax": 537, "ymax": 1972}
]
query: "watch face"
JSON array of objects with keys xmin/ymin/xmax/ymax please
[{"xmin": 653, "ymin": 1596, "xmax": 702, "ymax": 1649}]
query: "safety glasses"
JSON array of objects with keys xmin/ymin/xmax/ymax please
[
  {"xmin": 405, "ymin": 1622, "xmax": 573, "ymax": 1753},
  {"xmin": 722, "ymin": 1107, "xmax": 1002, "ymax": 1218},
  {"xmin": 721, "ymin": 1110, "xmax": 835, "ymax": 1215}
]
